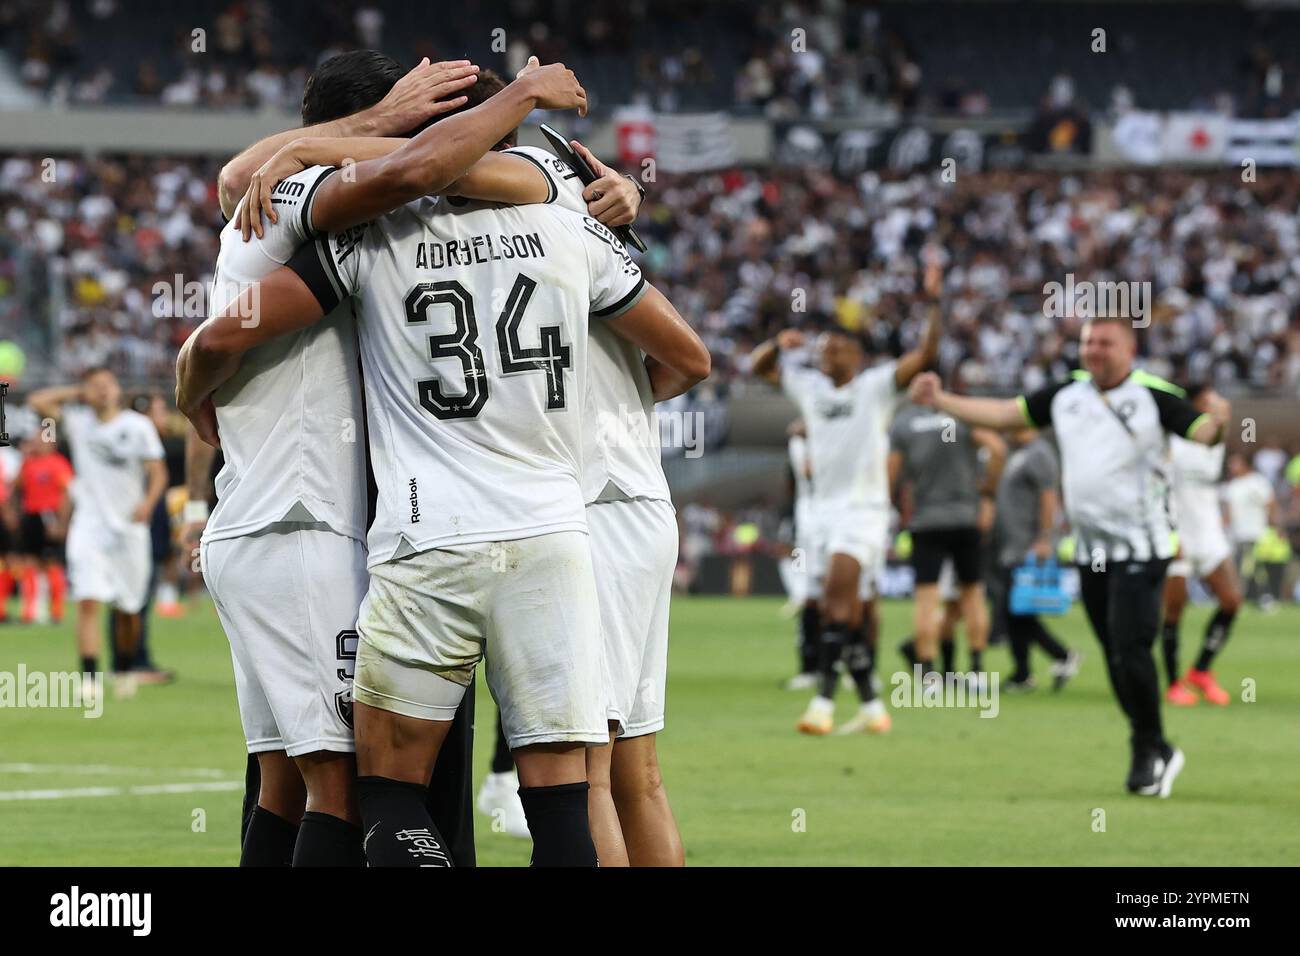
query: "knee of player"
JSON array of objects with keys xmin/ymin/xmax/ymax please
[{"xmin": 1219, "ymin": 589, "xmax": 1244, "ymax": 615}]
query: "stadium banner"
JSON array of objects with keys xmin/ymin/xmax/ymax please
[
  {"xmin": 616, "ymin": 108, "xmax": 738, "ymax": 173},
  {"xmin": 771, "ymin": 121, "xmax": 1027, "ymax": 176},
  {"xmin": 1108, "ymin": 111, "xmax": 1299, "ymax": 167}
]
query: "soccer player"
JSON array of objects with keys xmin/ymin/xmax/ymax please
[
  {"xmin": 1223, "ymin": 451, "xmax": 1280, "ymax": 609},
  {"xmin": 749, "ymin": 304, "xmax": 940, "ymax": 736},
  {"xmin": 994, "ymin": 428, "xmax": 1079, "ymax": 691},
  {"xmin": 29, "ymin": 369, "xmax": 168, "ymax": 697},
  {"xmin": 888, "ymin": 399, "xmax": 1005, "ymax": 682},
  {"xmin": 1162, "ymin": 385, "xmax": 1241, "ymax": 707},
  {"xmin": 533, "ymin": 138, "xmax": 695, "ymax": 866},
  {"xmin": 180, "ymin": 56, "xmax": 601, "ymax": 866},
  {"xmin": 14, "ymin": 434, "xmax": 73, "ymax": 625},
  {"xmin": 910, "ymin": 316, "xmax": 1231, "ymax": 797},
  {"xmin": 179, "ymin": 72, "xmax": 706, "ymax": 867}
]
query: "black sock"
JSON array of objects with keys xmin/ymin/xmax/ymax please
[
  {"xmin": 898, "ymin": 637, "xmax": 917, "ymax": 667},
  {"xmin": 80, "ymin": 655, "xmax": 97, "ymax": 674},
  {"xmin": 817, "ymin": 625, "xmax": 850, "ymax": 698},
  {"xmin": 844, "ymin": 641, "xmax": 876, "ymax": 703},
  {"xmin": 1160, "ymin": 620, "xmax": 1180, "ymax": 685},
  {"xmin": 292, "ymin": 811, "xmax": 365, "ymax": 867},
  {"xmin": 917, "ymin": 658, "xmax": 937, "ymax": 679},
  {"xmin": 490, "ymin": 715, "xmax": 514, "ymax": 774},
  {"xmin": 518, "ymin": 782, "xmax": 597, "ymax": 867},
  {"xmin": 240, "ymin": 805, "xmax": 299, "ymax": 867},
  {"xmin": 357, "ymin": 776, "xmax": 452, "ymax": 867},
  {"xmin": 940, "ymin": 639, "xmax": 956, "ymax": 675},
  {"xmin": 1195, "ymin": 608, "xmax": 1237, "ymax": 672},
  {"xmin": 799, "ymin": 603, "xmax": 821, "ymax": 674},
  {"xmin": 969, "ymin": 648, "xmax": 983, "ymax": 674}
]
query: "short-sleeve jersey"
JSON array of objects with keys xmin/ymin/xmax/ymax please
[
  {"xmin": 288, "ymin": 173, "xmax": 646, "ymax": 567},
  {"xmin": 1017, "ymin": 369, "xmax": 1209, "ymax": 563},
  {"xmin": 203, "ymin": 164, "xmax": 368, "ymax": 546},
  {"xmin": 506, "ymin": 146, "xmax": 671, "ymax": 505},
  {"xmin": 888, "ymin": 403, "xmax": 981, "ymax": 531},
  {"xmin": 62, "ymin": 405, "xmax": 164, "ymax": 532},
  {"xmin": 781, "ymin": 358, "xmax": 899, "ymax": 512}
]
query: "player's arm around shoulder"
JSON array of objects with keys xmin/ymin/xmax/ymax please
[
  {"xmin": 26, "ymin": 384, "xmax": 84, "ymax": 422},
  {"xmin": 607, "ymin": 284, "xmax": 710, "ymax": 402},
  {"xmin": 176, "ymin": 265, "xmax": 328, "ymax": 441}
]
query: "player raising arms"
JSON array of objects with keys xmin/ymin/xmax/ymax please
[
  {"xmin": 749, "ymin": 272, "xmax": 940, "ymax": 736},
  {"xmin": 179, "ymin": 73, "xmax": 707, "ymax": 866},
  {"xmin": 1161, "ymin": 384, "xmax": 1243, "ymax": 707},
  {"xmin": 180, "ymin": 56, "xmax": 620, "ymax": 867},
  {"xmin": 29, "ymin": 369, "xmax": 167, "ymax": 697}
]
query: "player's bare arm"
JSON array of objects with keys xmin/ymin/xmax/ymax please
[
  {"xmin": 182, "ymin": 427, "xmax": 217, "ymax": 548},
  {"xmin": 26, "ymin": 384, "xmax": 83, "ymax": 421},
  {"xmin": 217, "ymin": 58, "xmax": 481, "ymax": 219},
  {"xmin": 176, "ymin": 267, "xmax": 325, "ymax": 442},
  {"xmin": 750, "ymin": 329, "xmax": 806, "ymax": 386},
  {"xmin": 607, "ymin": 285, "xmax": 711, "ymax": 400},
  {"xmin": 1187, "ymin": 391, "xmax": 1231, "ymax": 446},
  {"xmin": 305, "ymin": 63, "xmax": 588, "ymax": 236},
  {"xmin": 908, "ymin": 372, "xmax": 1025, "ymax": 430},
  {"xmin": 892, "ymin": 257, "xmax": 943, "ymax": 389},
  {"xmin": 132, "ymin": 458, "xmax": 169, "ymax": 524},
  {"xmin": 237, "ymin": 139, "xmax": 642, "ymax": 240},
  {"xmin": 1034, "ymin": 487, "xmax": 1059, "ymax": 560},
  {"xmin": 973, "ymin": 427, "xmax": 1007, "ymax": 493}
]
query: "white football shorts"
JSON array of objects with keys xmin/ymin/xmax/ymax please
[
  {"xmin": 807, "ymin": 505, "xmax": 890, "ymax": 601},
  {"xmin": 587, "ymin": 498, "xmax": 677, "ymax": 738},
  {"xmin": 202, "ymin": 524, "xmax": 367, "ymax": 756},
  {"xmin": 352, "ymin": 530, "xmax": 607, "ymax": 750},
  {"xmin": 1169, "ymin": 510, "xmax": 1233, "ymax": 580},
  {"xmin": 67, "ymin": 518, "xmax": 152, "ymax": 614}
]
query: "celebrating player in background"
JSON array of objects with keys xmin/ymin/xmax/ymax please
[
  {"xmin": 750, "ymin": 263, "xmax": 940, "ymax": 736},
  {"xmin": 1223, "ymin": 451, "xmax": 1281, "ymax": 610},
  {"xmin": 910, "ymin": 316, "xmax": 1231, "ymax": 797},
  {"xmin": 29, "ymin": 369, "xmax": 167, "ymax": 697},
  {"xmin": 888, "ymin": 396, "xmax": 1005, "ymax": 684},
  {"xmin": 1162, "ymin": 385, "xmax": 1242, "ymax": 707},
  {"xmin": 994, "ymin": 428, "xmax": 1079, "ymax": 691}
]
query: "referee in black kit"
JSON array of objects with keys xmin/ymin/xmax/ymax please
[{"xmin": 909, "ymin": 315, "xmax": 1230, "ymax": 798}]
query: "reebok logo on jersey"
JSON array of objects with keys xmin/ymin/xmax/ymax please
[{"xmin": 408, "ymin": 478, "xmax": 421, "ymax": 523}]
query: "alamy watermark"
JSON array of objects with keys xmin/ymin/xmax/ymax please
[
  {"xmin": 889, "ymin": 665, "xmax": 999, "ymax": 718},
  {"xmin": 0, "ymin": 666, "xmax": 103, "ymax": 718},
  {"xmin": 595, "ymin": 404, "xmax": 704, "ymax": 459},
  {"xmin": 1043, "ymin": 273, "xmax": 1151, "ymax": 328}
]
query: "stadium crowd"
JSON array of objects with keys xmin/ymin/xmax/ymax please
[
  {"xmin": 4, "ymin": 150, "xmax": 1300, "ymax": 397},
  {"xmin": 6, "ymin": 1, "xmax": 1298, "ymax": 117}
]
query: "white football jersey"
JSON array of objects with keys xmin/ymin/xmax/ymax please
[
  {"xmin": 1170, "ymin": 435, "xmax": 1225, "ymax": 533},
  {"xmin": 62, "ymin": 405, "xmax": 164, "ymax": 533},
  {"xmin": 781, "ymin": 359, "xmax": 899, "ymax": 512},
  {"xmin": 508, "ymin": 146, "xmax": 671, "ymax": 505},
  {"xmin": 288, "ymin": 168, "xmax": 647, "ymax": 567},
  {"xmin": 202, "ymin": 164, "xmax": 367, "ymax": 546}
]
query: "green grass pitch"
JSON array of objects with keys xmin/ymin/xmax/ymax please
[{"xmin": 1, "ymin": 596, "xmax": 1297, "ymax": 865}]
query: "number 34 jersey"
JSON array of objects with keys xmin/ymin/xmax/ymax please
[{"xmin": 287, "ymin": 186, "xmax": 647, "ymax": 568}]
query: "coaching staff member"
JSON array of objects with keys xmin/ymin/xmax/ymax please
[{"xmin": 910, "ymin": 315, "xmax": 1230, "ymax": 798}]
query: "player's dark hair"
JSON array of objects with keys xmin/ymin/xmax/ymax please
[
  {"xmin": 301, "ymin": 50, "xmax": 405, "ymax": 126},
  {"xmin": 410, "ymin": 68, "xmax": 514, "ymax": 148},
  {"xmin": 80, "ymin": 365, "xmax": 115, "ymax": 382}
]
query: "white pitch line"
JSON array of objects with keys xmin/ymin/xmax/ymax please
[
  {"xmin": 0, "ymin": 763, "xmax": 228, "ymax": 778},
  {"xmin": 0, "ymin": 780, "xmax": 242, "ymax": 801}
]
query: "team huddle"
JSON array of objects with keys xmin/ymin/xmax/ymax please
[{"xmin": 172, "ymin": 53, "xmax": 706, "ymax": 867}]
